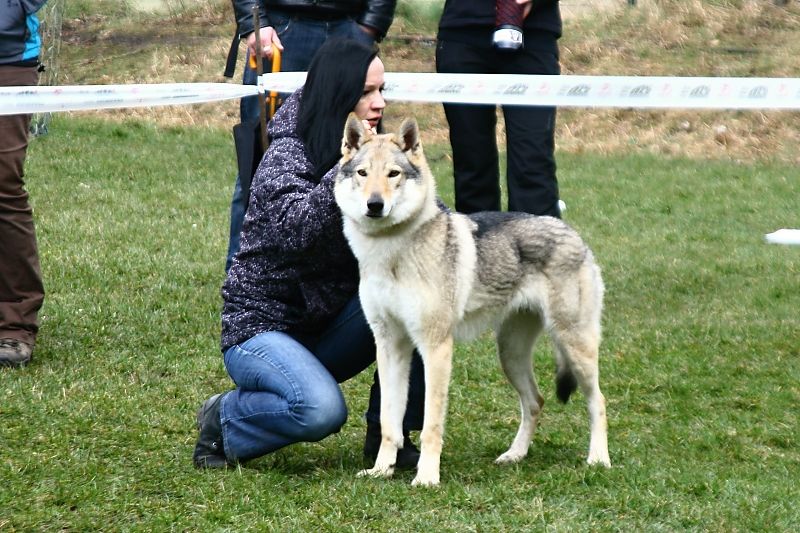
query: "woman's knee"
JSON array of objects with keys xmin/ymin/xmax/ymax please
[{"xmin": 295, "ymin": 391, "xmax": 348, "ymax": 442}]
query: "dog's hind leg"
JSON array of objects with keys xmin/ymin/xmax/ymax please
[
  {"xmin": 358, "ymin": 333, "xmax": 414, "ymax": 480},
  {"xmin": 552, "ymin": 330, "xmax": 610, "ymax": 468},
  {"xmin": 412, "ymin": 336, "xmax": 454, "ymax": 487},
  {"xmin": 495, "ymin": 311, "xmax": 545, "ymax": 464}
]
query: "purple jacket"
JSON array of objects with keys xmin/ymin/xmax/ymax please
[{"xmin": 221, "ymin": 90, "xmax": 359, "ymax": 351}]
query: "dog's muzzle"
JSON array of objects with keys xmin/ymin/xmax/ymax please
[{"xmin": 366, "ymin": 194, "xmax": 385, "ymax": 218}]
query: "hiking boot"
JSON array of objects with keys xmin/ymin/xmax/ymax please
[
  {"xmin": 193, "ymin": 393, "xmax": 231, "ymax": 469},
  {"xmin": 363, "ymin": 420, "xmax": 421, "ymax": 469},
  {"xmin": 0, "ymin": 339, "xmax": 33, "ymax": 368}
]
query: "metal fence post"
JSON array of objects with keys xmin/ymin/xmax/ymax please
[{"xmin": 31, "ymin": 0, "xmax": 64, "ymax": 137}]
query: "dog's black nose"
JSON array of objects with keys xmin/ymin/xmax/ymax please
[{"xmin": 366, "ymin": 195, "xmax": 384, "ymax": 217}]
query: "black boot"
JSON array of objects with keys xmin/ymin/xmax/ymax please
[
  {"xmin": 193, "ymin": 393, "xmax": 231, "ymax": 469},
  {"xmin": 363, "ymin": 421, "xmax": 421, "ymax": 469}
]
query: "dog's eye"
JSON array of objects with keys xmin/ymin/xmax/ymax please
[
  {"xmin": 357, "ymin": 169, "xmax": 367, "ymax": 177},
  {"xmin": 388, "ymin": 170, "xmax": 400, "ymax": 178}
]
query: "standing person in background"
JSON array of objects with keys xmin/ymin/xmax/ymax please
[
  {"xmin": 224, "ymin": 0, "xmax": 397, "ymax": 271},
  {"xmin": 0, "ymin": 0, "xmax": 48, "ymax": 368},
  {"xmin": 436, "ymin": 0, "xmax": 563, "ymax": 218}
]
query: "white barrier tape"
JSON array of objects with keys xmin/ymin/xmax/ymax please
[
  {"xmin": 765, "ymin": 229, "xmax": 800, "ymax": 246},
  {"xmin": 0, "ymin": 83, "xmax": 258, "ymax": 115},
  {"xmin": 4, "ymin": 73, "xmax": 800, "ymax": 115},
  {"xmin": 2, "ymin": 74, "xmax": 797, "ymax": 245},
  {"xmin": 266, "ymin": 72, "xmax": 799, "ymax": 248},
  {"xmin": 259, "ymin": 72, "xmax": 800, "ymax": 110}
]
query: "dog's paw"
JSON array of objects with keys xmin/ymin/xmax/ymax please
[
  {"xmin": 411, "ymin": 472, "xmax": 439, "ymax": 487},
  {"xmin": 586, "ymin": 453, "xmax": 611, "ymax": 468},
  {"xmin": 494, "ymin": 450, "xmax": 526, "ymax": 464},
  {"xmin": 357, "ymin": 465, "xmax": 395, "ymax": 479}
]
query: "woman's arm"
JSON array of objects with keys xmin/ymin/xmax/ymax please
[{"xmin": 246, "ymin": 137, "xmax": 343, "ymax": 253}]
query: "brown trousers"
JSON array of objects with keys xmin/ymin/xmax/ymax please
[{"xmin": 0, "ymin": 64, "xmax": 43, "ymax": 346}]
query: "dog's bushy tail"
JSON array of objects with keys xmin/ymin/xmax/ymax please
[{"xmin": 556, "ymin": 367, "xmax": 578, "ymax": 404}]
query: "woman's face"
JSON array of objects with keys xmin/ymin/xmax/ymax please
[{"xmin": 353, "ymin": 57, "xmax": 386, "ymax": 130}]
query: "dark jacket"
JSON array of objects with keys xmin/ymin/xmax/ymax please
[
  {"xmin": 438, "ymin": 0, "xmax": 561, "ymax": 50},
  {"xmin": 221, "ymin": 89, "xmax": 359, "ymax": 351},
  {"xmin": 232, "ymin": 0, "xmax": 396, "ymax": 39},
  {"xmin": 0, "ymin": 0, "xmax": 47, "ymax": 65}
]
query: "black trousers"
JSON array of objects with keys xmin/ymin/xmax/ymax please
[{"xmin": 436, "ymin": 39, "xmax": 561, "ymax": 217}]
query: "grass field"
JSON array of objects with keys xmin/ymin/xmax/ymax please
[
  {"xmin": 2, "ymin": 0, "xmax": 799, "ymax": 530},
  {"xmin": 1, "ymin": 113, "xmax": 797, "ymax": 530}
]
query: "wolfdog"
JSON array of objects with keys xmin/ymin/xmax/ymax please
[{"xmin": 334, "ymin": 114, "xmax": 610, "ymax": 487}]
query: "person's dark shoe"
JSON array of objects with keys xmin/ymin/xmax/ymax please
[
  {"xmin": 0, "ymin": 339, "xmax": 33, "ymax": 368},
  {"xmin": 193, "ymin": 393, "xmax": 231, "ymax": 469},
  {"xmin": 363, "ymin": 420, "xmax": 421, "ymax": 469}
]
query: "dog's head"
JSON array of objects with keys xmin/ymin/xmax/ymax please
[{"xmin": 334, "ymin": 114, "xmax": 434, "ymax": 232}]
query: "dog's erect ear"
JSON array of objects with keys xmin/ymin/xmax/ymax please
[
  {"xmin": 342, "ymin": 113, "xmax": 367, "ymax": 157},
  {"xmin": 397, "ymin": 117, "xmax": 420, "ymax": 153}
]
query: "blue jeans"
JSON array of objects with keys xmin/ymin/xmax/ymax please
[
  {"xmin": 225, "ymin": 13, "xmax": 376, "ymax": 271},
  {"xmin": 218, "ymin": 295, "xmax": 424, "ymax": 462}
]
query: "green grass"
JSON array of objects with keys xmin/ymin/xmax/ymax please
[{"xmin": 2, "ymin": 115, "xmax": 797, "ymax": 530}]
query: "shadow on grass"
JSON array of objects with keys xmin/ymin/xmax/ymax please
[{"xmin": 227, "ymin": 432, "xmax": 588, "ymax": 486}]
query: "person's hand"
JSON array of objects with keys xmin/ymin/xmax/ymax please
[
  {"xmin": 245, "ymin": 27, "xmax": 284, "ymax": 60},
  {"xmin": 517, "ymin": 0, "xmax": 533, "ymax": 19}
]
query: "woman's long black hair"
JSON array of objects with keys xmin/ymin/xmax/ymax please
[{"xmin": 297, "ymin": 38, "xmax": 379, "ymax": 178}]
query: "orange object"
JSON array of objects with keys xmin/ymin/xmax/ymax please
[
  {"xmin": 248, "ymin": 46, "xmax": 282, "ymax": 119},
  {"xmin": 248, "ymin": 45, "xmax": 282, "ymax": 71},
  {"xmin": 268, "ymin": 48, "xmax": 282, "ymax": 118}
]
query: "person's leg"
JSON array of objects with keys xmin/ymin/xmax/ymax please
[
  {"xmin": 436, "ymin": 39, "xmax": 500, "ymax": 214},
  {"xmin": 336, "ymin": 18, "xmax": 376, "ymax": 46},
  {"xmin": 501, "ymin": 46, "xmax": 561, "ymax": 217},
  {"xmin": 274, "ymin": 14, "xmax": 330, "ymax": 72},
  {"xmin": 313, "ymin": 296, "xmax": 425, "ymax": 467},
  {"xmin": 220, "ymin": 331, "xmax": 349, "ymax": 462},
  {"xmin": 225, "ymin": 58, "xmax": 261, "ymax": 272},
  {"xmin": 0, "ymin": 65, "xmax": 43, "ymax": 365},
  {"xmin": 312, "ymin": 296, "xmax": 425, "ymax": 432}
]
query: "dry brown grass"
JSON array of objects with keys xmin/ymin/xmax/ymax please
[
  {"xmin": 57, "ymin": 0, "xmax": 800, "ymax": 162},
  {"xmin": 556, "ymin": 0, "xmax": 800, "ymax": 163},
  {"xmin": 58, "ymin": 2, "xmax": 239, "ymax": 128}
]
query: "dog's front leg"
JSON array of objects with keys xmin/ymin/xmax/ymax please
[
  {"xmin": 358, "ymin": 332, "xmax": 412, "ymax": 480},
  {"xmin": 413, "ymin": 336, "xmax": 454, "ymax": 487}
]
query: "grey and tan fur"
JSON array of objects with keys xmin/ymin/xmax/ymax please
[{"xmin": 334, "ymin": 114, "xmax": 610, "ymax": 487}]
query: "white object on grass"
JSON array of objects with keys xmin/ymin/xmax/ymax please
[{"xmin": 765, "ymin": 229, "xmax": 800, "ymax": 246}]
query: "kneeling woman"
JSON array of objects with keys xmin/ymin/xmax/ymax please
[{"xmin": 193, "ymin": 38, "xmax": 425, "ymax": 468}]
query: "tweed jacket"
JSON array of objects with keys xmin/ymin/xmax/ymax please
[{"xmin": 221, "ymin": 89, "xmax": 359, "ymax": 351}]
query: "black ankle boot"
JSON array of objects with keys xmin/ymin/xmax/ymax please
[
  {"xmin": 193, "ymin": 393, "xmax": 231, "ymax": 469},
  {"xmin": 363, "ymin": 421, "xmax": 421, "ymax": 469}
]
